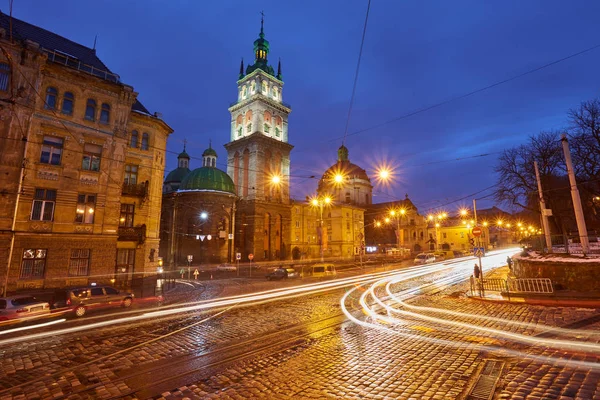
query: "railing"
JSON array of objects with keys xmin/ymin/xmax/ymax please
[
  {"xmin": 507, "ymin": 278, "xmax": 553, "ymax": 294},
  {"xmin": 481, "ymin": 278, "xmax": 508, "ymax": 292},
  {"xmin": 43, "ymin": 49, "xmax": 121, "ymax": 83},
  {"xmin": 118, "ymin": 224, "xmax": 146, "ymax": 244},
  {"xmin": 122, "ymin": 181, "xmax": 148, "ymax": 197}
]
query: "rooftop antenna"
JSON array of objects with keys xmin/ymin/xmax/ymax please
[{"xmin": 93, "ymin": 35, "xmax": 98, "ymax": 52}]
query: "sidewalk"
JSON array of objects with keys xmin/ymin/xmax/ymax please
[{"xmin": 468, "ymin": 266, "xmax": 600, "ymax": 308}]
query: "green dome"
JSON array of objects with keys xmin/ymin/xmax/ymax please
[
  {"xmin": 179, "ymin": 167, "xmax": 235, "ymax": 194},
  {"xmin": 202, "ymin": 147, "xmax": 217, "ymax": 157},
  {"xmin": 178, "ymin": 150, "xmax": 190, "ymax": 159},
  {"xmin": 165, "ymin": 167, "xmax": 191, "ymax": 184}
]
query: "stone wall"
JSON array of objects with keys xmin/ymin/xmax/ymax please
[{"xmin": 513, "ymin": 255, "xmax": 600, "ymax": 292}]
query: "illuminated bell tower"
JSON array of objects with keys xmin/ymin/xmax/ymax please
[
  {"xmin": 225, "ymin": 15, "xmax": 293, "ymax": 261},
  {"xmin": 225, "ymin": 15, "xmax": 292, "ymax": 202}
]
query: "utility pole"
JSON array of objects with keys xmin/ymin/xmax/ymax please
[
  {"xmin": 534, "ymin": 161, "xmax": 553, "ymax": 253},
  {"xmin": 561, "ymin": 134, "xmax": 590, "ymax": 253}
]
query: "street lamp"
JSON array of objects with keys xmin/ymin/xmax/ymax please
[
  {"xmin": 310, "ymin": 195, "xmax": 332, "ymax": 261},
  {"xmin": 389, "ymin": 207, "xmax": 407, "ymax": 252}
]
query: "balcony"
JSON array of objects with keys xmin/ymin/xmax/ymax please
[
  {"xmin": 44, "ymin": 49, "xmax": 121, "ymax": 83},
  {"xmin": 118, "ymin": 224, "xmax": 146, "ymax": 244},
  {"xmin": 122, "ymin": 181, "xmax": 148, "ymax": 197}
]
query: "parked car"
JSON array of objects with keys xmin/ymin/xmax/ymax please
[
  {"xmin": 266, "ymin": 268, "xmax": 299, "ymax": 281},
  {"xmin": 414, "ymin": 253, "xmax": 436, "ymax": 264},
  {"xmin": 216, "ymin": 264, "xmax": 237, "ymax": 272},
  {"xmin": 34, "ymin": 286, "xmax": 134, "ymax": 317},
  {"xmin": 308, "ymin": 264, "xmax": 337, "ymax": 278},
  {"xmin": 0, "ymin": 295, "xmax": 51, "ymax": 322}
]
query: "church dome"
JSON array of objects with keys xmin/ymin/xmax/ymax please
[
  {"xmin": 179, "ymin": 167, "xmax": 236, "ymax": 194},
  {"xmin": 202, "ymin": 147, "xmax": 218, "ymax": 157},
  {"xmin": 165, "ymin": 167, "xmax": 191, "ymax": 184}
]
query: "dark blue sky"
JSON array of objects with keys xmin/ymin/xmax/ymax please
[{"xmin": 16, "ymin": 0, "xmax": 600, "ymax": 212}]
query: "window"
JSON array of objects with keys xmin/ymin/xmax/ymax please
[
  {"xmin": 275, "ymin": 127, "xmax": 280, "ymax": 137},
  {"xmin": 31, "ymin": 189, "xmax": 56, "ymax": 221},
  {"xmin": 443, "ymin": 233, "xmax": 447, "ymax": 239},
  {"xmin": 81, "ymin": 143, "xmax": 102, "ymax": 171},
  {"xmin": 124, "ymin": 165, "xmax": 138, "ymax": 185},
  {"xmin": 120, "ymin": 204, "xmax": 135, "ymax": 227},
  {"xmin": 90, "ymin": 287, "xmax": 104, "ymax": 296},
  {"xmin": 69, "ymin": 249, "xmax": 90, "ymax": 276},
  {"xmin": 40, "ymin": 136, "xmax": 63, "ymax": 165},
  {"xmin": 345, "ymin": 193, "xmax": 351, "ymax": 203},
  {"xmin": 105, "ymin": 287, "xmax": 119, "ymax": 295},
  {"xmin": 264, "ymin": 123, "xmax": 270, "ymax": 133},
  {"xmin": 130, "ymin": 130, "xmax": 139, "ymax": 148},
  {"xmin": 247, "ymin": 123, "xmax": 252, "ymax": 132},
  {"xmin": 45, "ymin": 87, "xmax": 58, "ymax": 110},
  {"xmin": 346, "ymin": 222, "xmax": 350, "ymax": 230},
  {"xmin": 460, "ymin": 232, "xmax": 465, "ymax": 238},
  {"xmin": 295, "ymin": 221, "xmax": 300, "ymax": 228},
  {"xmin": 75, "ymin": 194, "xmax": 96, "ymax": 223},
  {"xmin": 99, "ymin": 103, "xmax": 110, "ymax": 124},
  {"xmin": 85, "ymin": 99, "xmax": 96, "ymax": 121},
  {"xmin": 62, "ymin": 92, "xmax": 74, "ymax": 115},
  {"xmin": 141, "ymin": 133, "xmax": 149, "ymax": 150},
  {"xmin": 295, "ymin": 235, "xmax": 299, "ymax": 242},
  {"xmin": 0, "ymin": 62, "xmax": 9, "ymax": 91},
  {"xmin": 20, "ymin": 249, "xmax": 47, "ymax": 279},
  {"xmin": 237, "ymin": 127, "xmax": 243, "ymax": 137}
]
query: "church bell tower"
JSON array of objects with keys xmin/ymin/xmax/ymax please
[{"xmin": 225, "ymin": 15, "xmax": 293, "ymax": 261}]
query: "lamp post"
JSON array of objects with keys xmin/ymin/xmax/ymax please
[
  {"xmin": 310, "ymin": 195, "xmax": 332, "ymax": 261},
  {"xmin": 389, "ymin": 208, "xmax": 406, "ymax": 253}
]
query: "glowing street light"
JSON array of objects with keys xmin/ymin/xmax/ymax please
[
  {"xmin": 459, "ymin": 209, "xmax": 468, "ymax": 217},
  {"xmin": 309, "ymin": 195, "xmax": 333, "ymax": 261},
  {"xmin": 271, "ymin": 175, "xmax": 281, "ymax": 184},
  {"xmin": 334, "ymin": 174, "xmax": 344, "ymax": 184},
  {"xmin": 375, "ymin": 221, "xmax": 381, "ymax": 227},
  {"xmin": 384, "ymin": 217, "xmax": 391, "ymax": 223},
  {"xmin": 200, "ymin": 211, "xmax": 208, "ymax": 220}
]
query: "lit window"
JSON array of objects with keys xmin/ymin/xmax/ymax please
[
  {"xmin": 20, "ymin": 249, "xmax": 47, "ymax": 279},
  {"xmin": 40, "ymin": 136, "xmax": 63, "ymax": 165},
  {"xmin": 81, "ymin": 143, "xmax": 102, "ymax": 171},
  {"xmin": 124, "ymin": 164, "xmax": 138, "ymax": 185},
  {"xmin": 62, "ymin": 92, "xmax": 74, "ymax": 115},
  {"xmin": 0, "ymin": 62, "xmax": 9, "ymax": 91},
  {"xmin": 130, "ymin": 130, "xmax": 139, "ymax": 148},
  {"xmin": 275, "ymin": 127, "xmax": 280, "ymax": 137},
  {"xmin": 69, "ymin": 249, "xmax": 90, "ymax": 276},
  {"xmin": 45, "ymin": 87, "xmax": 58, "ymax": 110},
  {"xmin": 264, "ymin": 123, "xmax": 270, "ymax": 133},
  {"xmin": 85, "ymin": 99, "xmax": 96, "ymax": 121},
  {"xmin": 247, "ymin": 123, "xmax": 252, "ymax": 132},
  {"xmin": 99, "ymin": 103, "xmax": 110, "ymax": 124},
  {"xmin": 295, "ymin": 221, "xmax": 299, "ymax": 228},
  {"xmin": 120, "ymin": 204, "xmax": 135, "ymax": 227},
  {"xmin": 75, "ymin": 194, "xmax": 96, "ymax": 224},
  {"xmin": 31, "ymin": 189, "xmax": 56, "ymax": 221},
  {"xmin": 141, "ymin": 133, "xmax": 149, "ymax": 150}
]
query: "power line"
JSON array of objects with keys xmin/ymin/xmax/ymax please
[{"xmin": 342, "ymin": 0, "xmax": 371, "ymax": 146}]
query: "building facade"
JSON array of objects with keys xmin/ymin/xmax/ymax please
[
  {"xmin": 0, "ymin": 14, "xmax": 172, "ymax": 295},
  {"xmin": 224, "ymin": 18, "xmax": 293, "ymax": 262},
  {"xmin": 160, "ymin": 146, "xmax": 236, "ymax": 266}
]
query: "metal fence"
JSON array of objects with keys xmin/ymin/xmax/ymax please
[
  {"xmin": 507, "ymin": 278, "xmax": 553, "ymax": 294},
  {"xmin": 523, "ymin": 233, "xmax": 600, "ymax": 254}
]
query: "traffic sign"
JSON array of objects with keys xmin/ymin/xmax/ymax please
[
  {"xmin": 193, "ymin": 269, "xmax": 199, "ymax": 279},
  {"xmin": 236, "ymin": 252, "xmax": 241, "ymax": 260},
  {"xmin": 473, "ymin": 247, "xmax": 485, "ymax": 257},
  {"xmin": 199, "ymin": 235, "xmax": 206, "ymax": 241},
  {"xmin": 248, "ymin": 253, "xmax": 254, "ymax": 261},
  {"xmin": 471, "ymin": 227, "xmax": 482, "ymax": 237}
]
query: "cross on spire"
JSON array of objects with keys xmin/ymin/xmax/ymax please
[
  {"xmin": 260, "ymin": 10, "xmax": 265, "ymax": 36},
  {"xmin": 183, "ymin": 138, "xmax": 187, "ymax": 151}
]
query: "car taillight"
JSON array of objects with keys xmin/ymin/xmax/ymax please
[{"xmin": 66, "ymin": 298, "xmax": 71, "ymax": 306}]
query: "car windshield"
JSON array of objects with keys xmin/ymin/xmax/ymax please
[
  {"xmin": 11, "ymin": 297, "xmax": 38, "ymax": 306},
  {"xmin": 416, "ymin": 255, "xmax": 426, "ymax": 259},
  {"xmin": 313, "ymin": 266, "xmax": 325, "ymax": 273}
]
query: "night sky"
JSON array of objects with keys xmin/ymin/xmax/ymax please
[{"xmin": 15, "ymin": 0, "xmax": 600, "ymax": 212}]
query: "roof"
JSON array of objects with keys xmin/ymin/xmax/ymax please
[
  {"xmin": 179, "ymin": 167, "xmax": 235, "ymax": 194},
  {"xmin": 0, "ymin": 11, "xmax": 110, "ymax": 72},
  {"xmin": 164, "ymin": 167, "xmax": 191, "ymax": 184},
  {"xmin": 132, "ymin": 99, "xmax": 150, "ymax": 114},
  {"xmin": 202, "ymin": 147, "xmax": 218, "ymax": 157}
]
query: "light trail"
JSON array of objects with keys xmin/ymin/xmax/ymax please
[
  {"xmin": 0, "ymin": 318, "xmax": 66, "ymax": 335},
  {"xmin": 0, "ymin": 249, "xmax": 516, "ymax": 347},
  {"xmin": 341, "ymin": 250, "xmax": 600, "ymax": 371}
]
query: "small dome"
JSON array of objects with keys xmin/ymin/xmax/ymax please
[
  {"xmin": 319, "ymin": 161, "xmax": 371, "ymax": 185},
  {"xmin": 179, "ymin": 167, "xmax": 235, "ymax": 194},
  {"xmin": 202, "ymin": 147, "xmax": 218, "ymax": 157},
  {"xmin": 178, "ymin": 150, "xmax": 190, "ymax": 159},
  {"xmin": 165, "ymin": 167, "xmax": 191, "ymax": 184}
]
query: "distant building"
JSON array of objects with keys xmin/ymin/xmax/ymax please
[{"xmin": 0, "ymin": 13, "xmax": 172, "ymax": 295}]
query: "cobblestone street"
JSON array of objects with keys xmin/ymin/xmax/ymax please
[{"xmin": 1, "ymin": 257, "xmax": 599, "ymax": 399}]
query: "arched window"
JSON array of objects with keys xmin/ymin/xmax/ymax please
[
  {"xmin": 141, "ymin": 133, "xmax": 149, "ymax": 150},
  {"xmin": 62, "ymin": 92, "xmax": 74, "ymax": 115},
  {"xmin": 45, "ymin": 87, "xmax": 58, "ymax": 110},
  {"xmin": 99, "ymin": 103, "xmax": 110, "ymax": 124},
  {"xmin": 275, "ymin": 116, "xmax": 282, "ymax": 137},
  {"xmin": 262, "ymin": 81, "xmax": 267, "ymax": 93},
  {"xmin": 263, "ymin": 111, "xmax": 272, "ymax": 133},
  {"xmin": 272, "ymin": 87, "xmax": 278, "ymax": 99},
  {"xmin": 130, "ymin": 130, "xmax": 139, "ymax": 148},
  {"xmin": 0, "ymin": 62, "xmax": 9, "ymax": 91},
  {"xmin": 345, "ymin": 193, "xmax": 351, "ymax": 203},
  {"xmin": 85, "ymin": 99, "xmax": 96, "ymax": 121}
]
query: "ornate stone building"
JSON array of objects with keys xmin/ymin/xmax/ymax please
[
  {"xmin": 160, "ymin": 146, "xmax": 236, "ymax": 266},
  {"xmin": 224, "ymin": 18, "xmax": 293, "ymax": 262},
  {"xmin": 0, "ymin": 13, "xmax": 172, "ymax": 295}
]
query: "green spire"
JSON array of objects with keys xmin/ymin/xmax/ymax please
[
  {"xmin": 338, "ymin": 145, "xmax": 349, "ymax": 162},
  {"xmin": 245, "ymin": 12, "xmax": 275, "ymax": 77}
]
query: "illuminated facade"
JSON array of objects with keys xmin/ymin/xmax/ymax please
[
  {"xmin": 0, "ymin": 15, "xmax": 172, "ymax": 295},
  {"xmin": 224, "ymin": 17, "xmax": 293, "ymax": 261}
]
